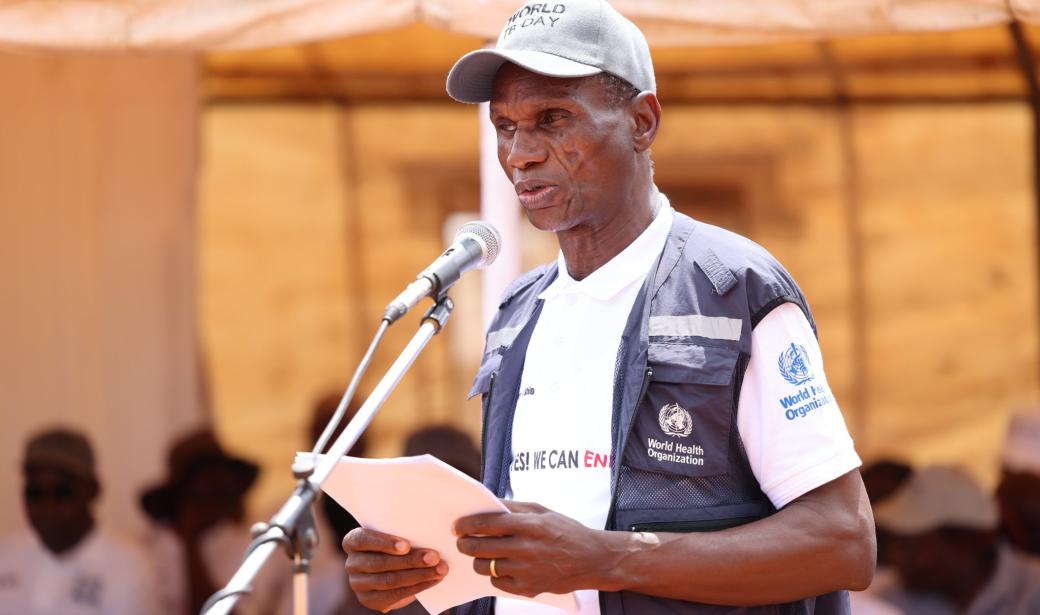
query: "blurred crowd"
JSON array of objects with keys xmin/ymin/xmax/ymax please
[
  {"xmin": 852, "ymin": 411, "xmax": 1040, "ymax": 614},
  {"xmin": 1, "ymin": 405, "xmax": 1037, "ymax": 615},
  {"xmin": 0, "ymin": 392, "xmax": 480, "ymax": 615}
]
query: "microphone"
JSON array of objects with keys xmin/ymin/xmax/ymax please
[{"xmin": 383, "ymin": 221, "xmax": 501, "ymax": 323}]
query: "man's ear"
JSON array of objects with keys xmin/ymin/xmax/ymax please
[{"xmin": 630, "ymin": 92, "xmax": 661, "ymax": 152}]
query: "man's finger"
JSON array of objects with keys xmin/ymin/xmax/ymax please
[
  {"xmin": 343, "ymin": 527, "xmax": 411, "ymax": 555},
  {"xmin": 456, "ymin": 535, "xmax": 520, "ymax": 559},
  {"xmin": 346, "ymin": 548, "xmax": 441, "ymax": 574},
  {"xmin": 350, "ymin": 562, "xmax": 449, "ymax": 592},
  {"xmin": 490, "ymin": 575, "xmax": 536, "ymax": 598},
  {"xmin": 453, "ymin": 511, "xmax": 519, "ymax": 537},
  {"xmin": 502, "ymin": 500, "xmax": 549, "ymax": 514},
  {"xmin": 472, "ymin": 556, "xmax": 512, "ymax": 578},
  {"xmin": 357, "ymin": 579, "xmax": 444, "ymax": 612}
]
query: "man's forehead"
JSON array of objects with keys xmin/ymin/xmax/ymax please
[{"xmin": 490, "ymin": 63, "xmax": 601, "ymax": 106}]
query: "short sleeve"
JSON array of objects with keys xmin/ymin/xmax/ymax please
[{"xmin": 737, "ymin": 302, "xmax": 861, "ymax": 508}]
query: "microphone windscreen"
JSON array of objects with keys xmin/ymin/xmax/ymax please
[{"xmin": 455, "ymin": 221, "xmax": 501, "ymax": 268}]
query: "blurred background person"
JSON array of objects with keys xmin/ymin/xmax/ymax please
[
  {"xmin": 0, "ymin": 428, "xmax": 158, "ymax": 614},
  {"xmin": 997, "ymin": 408, "xmax": 1040, "ymax": 560},
  {"xmin": 141, "ymin": 429, "xmax": 281, "ymax": 615},
  {"xmin": 875, "ymin": 465, "xmax": 1040, "ymax": 615},
  {"xmin": 403, "ymin": 424, "xmax": 481, "ymax": 481}
]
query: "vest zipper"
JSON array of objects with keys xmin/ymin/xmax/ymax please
[
  {"xmin": 605, "ymin": 366, "xmax": 653, "ymax": 529},
  {"xmin": 630, "ymin": 516, "xmax": 754, "ymax": 533},
  {"xmin": 479, "ymin": 372, "xmax": 496, "ymax": 483}
]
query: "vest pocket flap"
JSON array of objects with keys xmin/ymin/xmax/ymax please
[
  {"xmin": 647, "ymin": 343, "xmax": 739, "ymax": 385},
  {"xmin": 468, "ymin": 352, "xmax": 502, "ymax": 399}
]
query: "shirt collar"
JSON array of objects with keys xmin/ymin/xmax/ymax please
[{"xmin": 539, "ymin": 192, "xmax": 674, "ymax": 302}]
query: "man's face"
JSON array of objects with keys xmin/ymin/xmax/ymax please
[
  {"xmin": 489, "ymin": 64, "xmax": 637, "ymax": 233},
  {"xmin": 887, "ymin": 527, "xmax": 995, "ymax": 594},
  {"xmin": 23, "ymin": 468, "xmax": 96, "ymax": 553},
  {"xmin": 174, "ymin": 464, "xmax": 247, "ymax": 538}
]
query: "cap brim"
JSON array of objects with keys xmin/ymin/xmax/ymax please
[
  {"xmin": 446, "ymin": 48, "xmax": 602, "ymax": 103},
  {"xmin": 873, "ymin": 480, "xmax": 999, "ymax": 535},
  {"xmin": 873, "ymin": 496, "xmax": 937, "ymax": 535},
  {"xmin": 24, "ymin": 452, "xmax": 96, "ymax": 482}
]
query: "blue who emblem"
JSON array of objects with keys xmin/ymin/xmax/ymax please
[{"xmin": 778, "ymin": 342, "xmax": 814, "ymax": 386}]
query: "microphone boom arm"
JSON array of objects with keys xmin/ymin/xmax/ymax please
[{"xmin": 201, "ymin": 296, "xmax": 455, "ymax": 615}]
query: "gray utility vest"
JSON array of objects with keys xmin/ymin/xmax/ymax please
[{"xmin": 456, "ymin": 212, "xmax": 851, "ymax": 615}]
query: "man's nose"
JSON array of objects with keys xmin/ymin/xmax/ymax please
[{"xmin": 505, "ymin": 128, "xmax": 547, "ymax": 170}]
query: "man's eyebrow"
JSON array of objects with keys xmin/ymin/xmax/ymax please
[{"xmin": 490, "ymin": 97, "xmax": 579, "ymax": 115}]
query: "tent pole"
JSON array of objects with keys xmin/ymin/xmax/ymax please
[
  {"xmin": 479, "ymin": 102, "xmax": 522, "ymax": 330},
  {"xmin": 1009, "ymin": 22, "xmax": 1040, "ymax": 389},
  {"xmin": 819, "ymin": 42, "xmax": 870, "ymax": 449}
]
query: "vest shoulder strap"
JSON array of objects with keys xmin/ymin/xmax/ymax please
[{"xmin": 692, "ymin": 245, "xmax": 738, "ymax": 296}]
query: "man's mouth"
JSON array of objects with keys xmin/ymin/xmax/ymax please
[{"xmin": 515, "ymin": 181, "xmax": 558, "ymax": 208}]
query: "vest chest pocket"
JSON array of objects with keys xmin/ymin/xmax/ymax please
[
  {"xmin": 469, "ymin": 351, "xmax": 502, "ymax": 400},
  {"xmin": 623, "ymin": 343, "xmax": 739, "ymax": 478}
]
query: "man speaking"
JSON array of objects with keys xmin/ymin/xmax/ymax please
[{"xmin": 343, "ymin": 1, "xmax": 876, "ymax": 613}]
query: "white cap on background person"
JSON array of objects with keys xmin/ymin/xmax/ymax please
[{"xmin": 874, "ymin": 466, "xmax": 998, "ymax": 535}]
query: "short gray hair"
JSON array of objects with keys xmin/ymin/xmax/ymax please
[{"xmin": 595, "ymin": 73, "xmax": 641, "ymax": 107}]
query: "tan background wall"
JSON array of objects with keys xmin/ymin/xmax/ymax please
[
  {"xmin": 854, "ymin": 105, "xmax": 1037, "ymax": 476},
  {"xmin": 198, "ymin": 101, "xmax": 1037, "ymax": 518},
  {"xmin": 0, "ymin": 53, "xmax": 202, "ymax": 536}
]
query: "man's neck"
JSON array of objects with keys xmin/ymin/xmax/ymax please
[{"xmin": 556, "ymin": 186, "xmax": 659, "ymax": 281}]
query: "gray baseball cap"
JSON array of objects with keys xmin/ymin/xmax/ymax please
[{"xmin": 446, "ymin": 0, "xmax": 655, "ymax": 104}]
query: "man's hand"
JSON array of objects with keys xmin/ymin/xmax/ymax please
[
  {"xmin": 342, "ymin": 528, "xmax": 448, "ymax": 613},
  {"xmin": 454, "ymin": 501, "xmax": 622, "ymax": 597}
]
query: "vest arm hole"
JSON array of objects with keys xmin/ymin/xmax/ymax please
[{"xmin": 750, "ymin": 295, "xmax": 803, "ymax": 330}]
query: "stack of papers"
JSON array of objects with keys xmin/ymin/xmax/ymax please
[{"xmin": 298, "ymin": 453, "xmax": 578, "ymax": 614}]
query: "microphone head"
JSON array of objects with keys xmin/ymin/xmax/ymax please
[{"xmin": 455, "ymin": 221, "xmax": 501, "ymax": 268}]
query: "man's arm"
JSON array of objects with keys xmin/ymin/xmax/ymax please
[{"xmin": 455, "ymin": 469, "xmax": 875, "ymax": 605}]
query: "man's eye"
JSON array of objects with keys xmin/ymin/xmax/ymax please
[
  {"xmin": 542, "ymin": 112, "xmax": 566, "ymax": 125},
  {"xmin": 497, "ymin": 123, "xmax": 516, "ymax": 133}
]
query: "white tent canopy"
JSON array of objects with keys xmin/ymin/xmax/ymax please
[{"xmin": 1, "ymin": 0, "xmax": 1039, "ymax": 51}]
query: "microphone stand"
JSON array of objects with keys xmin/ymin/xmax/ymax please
[{"xmin": 201, "ymin": 295, "xmax": 455, "ymax": 615}]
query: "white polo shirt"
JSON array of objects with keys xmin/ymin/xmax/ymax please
[
  {"xmin": 0, "ymin": 527, "xmax": 158, "ymax": 615},
  {"xmin": 498, "ymin": 197, "xmax": 860, "ymax": 615}
]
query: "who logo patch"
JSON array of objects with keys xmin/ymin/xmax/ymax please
[
  {"xmin": 658, "ymin": 403, "xmax": 694, "ymax": 438},
  {"xmin": 778, "ymin": 342, "xmax": 814, "ymax": 386}
]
